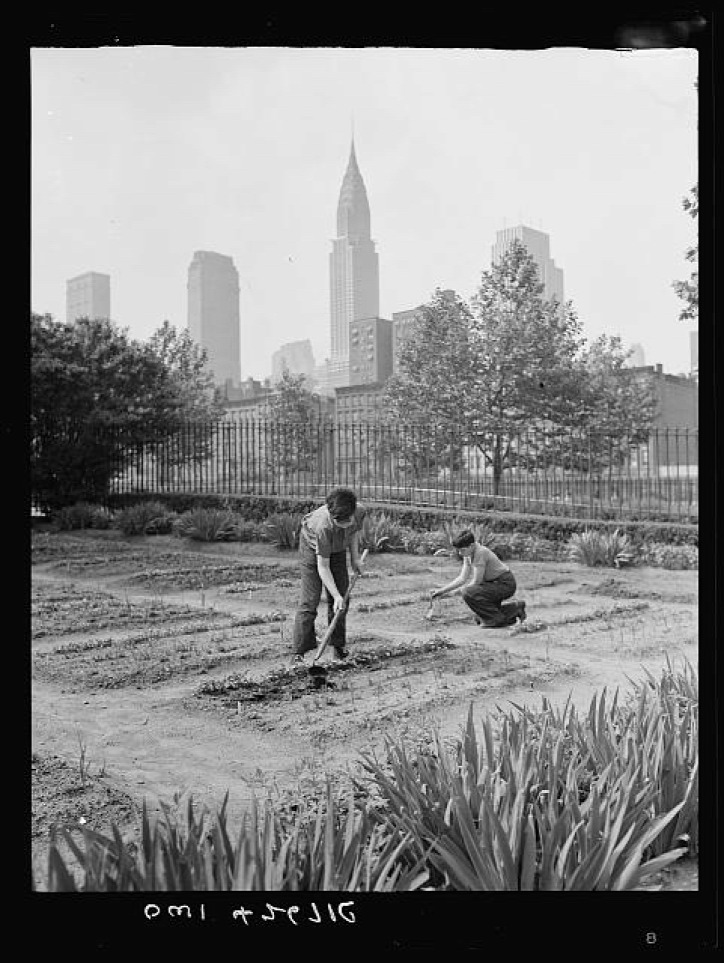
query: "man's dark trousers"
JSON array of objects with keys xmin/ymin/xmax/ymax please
[{"xmin": 293, "ymin": 542, "xmax": 349, "ymax": 655}]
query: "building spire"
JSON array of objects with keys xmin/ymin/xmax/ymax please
[
  {"xmin": 337, "ymin": 135, "xmax": 369, "ymax": 238},
  {"xmin": 349, "ymin": 114, "xmax": 357, "ymax": 167}
]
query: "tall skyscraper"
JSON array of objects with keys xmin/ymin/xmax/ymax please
[
  {"xmin": 491, "ymin": 225, "xmax": 564, "ymax": 305},
  {"xmin": 187, "ymin": 251, "xmax": 241, "ymax": 387},
  {"xmin": 329, "ymin": 141, "xmax": 380, "ymax": 367},
  {"xmin": 66, "ymin": 271, "xmax": 111, "ymax": 323}
]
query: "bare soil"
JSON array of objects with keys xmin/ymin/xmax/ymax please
[{"xmin": 31, "ymin": 528, "xmax": 699, "ymax": 891}]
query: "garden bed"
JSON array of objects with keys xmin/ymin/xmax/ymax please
[{"xmin": 31, "ymin": 528, "xmax": 698, "ymax": 891}]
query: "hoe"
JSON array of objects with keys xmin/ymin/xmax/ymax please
[{"xmin": 308, "ymin": 548, "xmax": 369, "ymax": 686}]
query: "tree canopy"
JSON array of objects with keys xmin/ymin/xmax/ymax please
[
  {"xmin": 32, "ymin": 314, "xmax": 222, "ymax": 431},
  {"xmin": 382, "ymin": 242, "xmax": 659, "ymax": 491},
  {"xmin": 265, "ymin": 369, "xmax": 326, "ymax": 483},
  {"xmin": 267, "ymin": 368, "xmax": 321, "ymax": 423},
  {"xmin": 31, "ymin": 313, "xmax": 223, "ymax": 509},
  {"xmin": 672, "ymin": 184, "xmax": 698, "ymax": 323},
  {"xmin": 147, "ymin": 320, "xmax": 224, "ymax": 420},
  {"xmin": 383, "ymin": 287, "xmax": 475, "ymax": 424}
]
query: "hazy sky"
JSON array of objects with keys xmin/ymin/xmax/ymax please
[{"xmin": 31, "ymin": 46, "xmax": 698, "ymax": 379}]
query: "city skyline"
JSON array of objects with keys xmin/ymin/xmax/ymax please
[{"xmin": 32, "ymin": 47, "xmax": 698, "ymax": 378}]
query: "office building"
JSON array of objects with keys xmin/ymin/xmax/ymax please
[
  {"xmin": 629, "ymin": 364, "xmax": 698, "ymax": 430},
  {"xmin": 391, "ymin": 305, "xmax": 423, "ymax": 374},
  {"xmin": 335, "ymin": 382, "xmax": 387, "ymax": 423},
  {"xmin": 491, "ymin": 225, "xmax": 564, "ymax": 305},
  {"xmin": 627, "ymin": 343, "xmax": 646, "ymax": 367},
  {"xmin": 628, "ymin": 364, "xmax": 698, "ymax": 473},
  {"xmin": 349, "ymin": 317, "xmax": 393, "ymax": 385},
  {"xmin": 329, "ymin": 141, "xmax": 380, "ymax": 367},
  {"xmin": 66, "ymin": 272, "xmax": 111, "ymax": 323},
  {"xmin": 314, "ymin": 359, "xmax": 350, "ymax": 397},
  {"xmin": 271, "ymin": 339, "xmax": 316, "ymax": 384},
  {"xmin": 187, "ymin": 251, "xmax": 241, "ymax": 387},
  {"xmin": 391, "ymin": 292, "xmax": 454, "ymax": 373}
]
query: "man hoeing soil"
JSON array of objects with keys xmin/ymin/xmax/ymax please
[
  {"xmin": 430, "ymin": 530, "xmax": 527, "ymax": 628},
  {"xmin": 291, "ymin": 487, "xmax": 365, "ymax": 663}
]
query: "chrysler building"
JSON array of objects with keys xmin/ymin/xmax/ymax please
[{"xmin": 329, "ymin": 140, "xmax": 380, "ymax": 363}]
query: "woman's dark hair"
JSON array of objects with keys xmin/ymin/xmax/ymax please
[
  {"xmin": 326, "ymin": 487, "xmax": 357, "ymax": 520},
  {"xmin": 451, "ymin": 531, "xmax": 475, "ymax": 550}
]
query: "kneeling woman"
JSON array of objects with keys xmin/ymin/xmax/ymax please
[{"xmin": 430, "ymin": 531, "xmax": 526, "ymax": 628}]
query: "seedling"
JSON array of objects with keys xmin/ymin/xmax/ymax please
[{"xmin": 77, "ymin": 732, "xmax": 91, "ymax": 789}]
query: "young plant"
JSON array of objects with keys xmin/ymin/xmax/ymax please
[
  {"xmin": 263, "ymin": 512, "xmax": 303, "ymax": 550},
  {"xmin": 55, "ymin": 502, "xmax": 113, "ymax": 531},
  {"xmin": 568, "ymin": 528, "xmax": 636, "ymax": 568},
  {"xmin": 360, "ymin": 512, "xmax": 405, "ymax": 553},
  {"xmin": 77, "ymin": 732, "xmax": 91, "ymax": 789},
  {"xmin": 116, "ymin": 501, "xmax": 176, "ymax": 536},
  {"xmin": 175, "ymin": 507, "xmax": 239, "ymax": 542}
]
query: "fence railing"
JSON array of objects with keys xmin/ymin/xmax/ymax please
[{"xmin": 99, "ymin": 421, "xmax": 698, "ymax": 522}]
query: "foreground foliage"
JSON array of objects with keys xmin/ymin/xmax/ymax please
[
  {"xmin": 38, "ymin": 659, "xmax": 697, "ymax": 891},
  {"xmin": 358, "ymin": 656, "xmax": 697, "ymax": 891}
]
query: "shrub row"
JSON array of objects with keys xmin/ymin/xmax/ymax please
[
  {"xmin": 50, "ymin": 500, "xmax": 699, "ymax": 569},
  {"xmin": 105, "ymin": 492, "xmax": 697, "ymax": 546},
  {"xmin": 106, "ymin": 492, "xmax": 319, "ymax": 522}
]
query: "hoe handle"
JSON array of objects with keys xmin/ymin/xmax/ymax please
[{"xmin": 313, "ymin": 549, "xmax": 369, "ymax": 664}]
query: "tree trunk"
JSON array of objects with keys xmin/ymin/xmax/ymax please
[{"xmin": 492, "ymin": 436, "xmax": 503, "ymax": 496}]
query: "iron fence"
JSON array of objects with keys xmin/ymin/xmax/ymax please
[{"xmin": 97, "ymin": 421, "xmax": 698, "ymax": 522}]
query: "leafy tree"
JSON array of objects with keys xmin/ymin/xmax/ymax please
[
  {"xmin": 545, "ymin": 335, "xmax": 659, "ymax": 478},
  {"xmin": 383, "ymin": 244, "xmax": 658, "ymax": 494},
  {"xmin": 31, "ymin": 314, "xmax": 221, "ymax": 510},
  {"xmin": 384, "ymin": 249, "xmax": 584, "ymax": 492},
  {"xmin": 144, "ymin": 320, "xmax": 224, "ymax": 485},
  {"xmin": 384, "ymin": 288, "xmax": 475, "ymax": 423},
  {"xmin": 146, "ymin": 320, "xmax": 223, "ymax": 419},
  {"xmin": 465, "ymin": 241, "xmax": 587, "ymax": 490},
  {"xmin": 265, "ymin": 369, "xmax": 326, "ymax": 488},
  {"xmin": 672, "ymin": 184, "xmax": 698, "ymax": 323},
  {"xmin": 381, "ymin": 288, "xmax": 473, "ymax": 481},
  {"xmin": 575, "ymin": 335, "xmax": 658, "ymax": 440}
]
